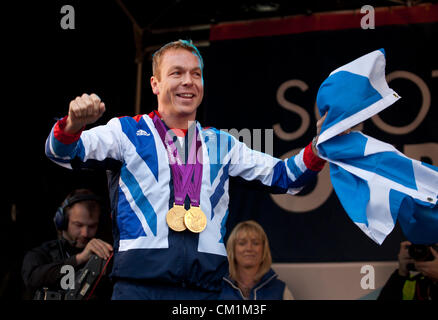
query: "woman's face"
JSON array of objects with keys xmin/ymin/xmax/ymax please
[{"xmin": 234, "ymin": 230, "xmax": 263, "ymax": 269}]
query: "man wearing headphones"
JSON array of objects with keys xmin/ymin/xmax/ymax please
[{"xmin": 21, "ymin": 189, "xmax": 113, "ymax": 299}]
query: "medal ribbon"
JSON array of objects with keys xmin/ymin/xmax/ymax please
[
  {"xmin": 152, "ymin": 112, "xmax": 203, "ymax": 207},
  {"xmin": 187, "ymin": 134, "xmax": 203, "ymax": 207}
]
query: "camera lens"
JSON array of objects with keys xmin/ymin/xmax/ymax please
[{"xmin": 408, "ymin": 244, "xmax": 433, "ymax": 261}]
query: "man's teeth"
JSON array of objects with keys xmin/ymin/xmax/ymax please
[{"xmin": 178, "ymin": 93, "xmax": 194, "ymax": 98}]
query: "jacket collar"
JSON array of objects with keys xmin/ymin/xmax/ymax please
[{"xmin": 223, "ymin": 268, "xmax": 278, "ymax": 290}]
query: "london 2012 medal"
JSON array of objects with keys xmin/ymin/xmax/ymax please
[
  {"xmin": 184, "ymin": 206, "xmax": 207, "ymax": 233},
  {"xmin": 166, "ymin": 204, "xmax": 187, "ymax": 232}
]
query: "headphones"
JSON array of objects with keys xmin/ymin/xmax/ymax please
[{"xmin": 54, "ymin": 193, "xmax": 101, "ymax": 231}]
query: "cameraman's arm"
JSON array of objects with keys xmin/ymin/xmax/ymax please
[
  {"xmin": 377, "ymin": 241, "xmax": 412, "ymax": 300},
  {"xmin": 398, "ymin": 241, "xmax": 415, "ymax": 277},
  {"xmin": 21, "ymin": 248, "xmax": 78, "ymax": 292}
]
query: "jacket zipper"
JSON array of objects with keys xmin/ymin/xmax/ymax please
[{"xmin": 223, "ymin": 277, "xmax": 247, "ymax": 300}]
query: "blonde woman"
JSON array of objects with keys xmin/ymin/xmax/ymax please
[{"xmin": 220, "ymin": 220, "xmax": 294, "ymax": 300}]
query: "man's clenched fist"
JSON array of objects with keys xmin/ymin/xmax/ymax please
[{"xmin": 65, "ymin": 93, "xmax": 105, "ymax": 134}]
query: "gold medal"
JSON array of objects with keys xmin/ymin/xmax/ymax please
[
  {"xmin": 166, "ymin": 204, "xmax": 187, "ymax": 232},
  {"xmin": 184, "ymin": 206, "xmax": 207, "ymax": 233}
]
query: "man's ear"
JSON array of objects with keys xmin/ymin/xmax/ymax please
[{"xmin": 150, "ymin": 76, "xmax": 159, "ymax": 95}]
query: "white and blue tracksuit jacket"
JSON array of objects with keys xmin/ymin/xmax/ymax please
[{"xmin": 45, "ymin": 111, "xmax": 325, "ymax": 292}]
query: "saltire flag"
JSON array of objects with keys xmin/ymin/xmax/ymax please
[{"xmin": 315, "ymin": 49, "xmax": 438, "ymax": 245}]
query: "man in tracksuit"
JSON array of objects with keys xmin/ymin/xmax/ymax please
[{"xmin": 45, "ymin": 40, "xmax": 326, "ymax": 299}]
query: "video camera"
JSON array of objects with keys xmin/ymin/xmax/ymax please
[
  {"xmin": 64, "ymin": 253, "xmax": 112, "ymax": 300},
  {"xmin": 34, "ymin": 253, "xmax": 112, "ymax": 300}
]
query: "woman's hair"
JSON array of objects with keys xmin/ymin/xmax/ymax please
[
  {"xmin": 152, "ymin": 39, "xmax": 204, "ymax": 80},
  {"xmin": 226, "ymin": 220, "xmax": 272, "ymax": 283}
]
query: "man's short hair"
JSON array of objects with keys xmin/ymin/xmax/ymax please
[
  {"xmin": 62, "ymin": 189, "xmax": 101, "ymax": 218},
  {"xmin": 152, "ymin": 39, "xmax": 204, "ymax": 80}
]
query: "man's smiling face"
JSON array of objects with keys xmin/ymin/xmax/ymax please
[{"xmin": 151, "ymin": 48, "xmax": 204, "ymax": 120}]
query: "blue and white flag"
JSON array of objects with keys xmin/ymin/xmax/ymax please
[{"xmin": 316, "ymin": 49, "xmax": 438, "ymax": 245}]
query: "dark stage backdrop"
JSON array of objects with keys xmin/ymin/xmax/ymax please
[
  {"xmin": 4, "ymin": 1, "xmax": 137, "ymax": 298},
  {"xmin": 202, "ymin": 5, "xmax": 438, "ymax": 262}
]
